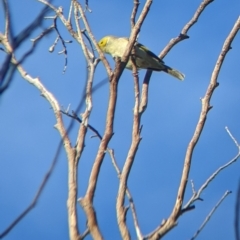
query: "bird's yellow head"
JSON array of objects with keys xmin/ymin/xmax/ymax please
[{"xmin": 98, "ymin": 36, "xmax": 109, "ymax": 52}]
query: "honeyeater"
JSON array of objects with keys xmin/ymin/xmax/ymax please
[{"xmin": 98, "ymin": 35, "xmax": 185, "ymax": 81}]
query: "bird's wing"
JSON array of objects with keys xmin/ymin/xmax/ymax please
[{"xmin": 135, "ymin": 43, "xmax": 165, "ymax": 64}]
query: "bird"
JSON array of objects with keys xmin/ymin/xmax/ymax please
[{"xmin": 98, "ymin": 35, "xmax": 185, "ymax": 81}]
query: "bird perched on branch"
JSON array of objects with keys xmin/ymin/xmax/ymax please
[{"xmin": 98, "ymin": 35, "xmax": 185, "ymax": 81}]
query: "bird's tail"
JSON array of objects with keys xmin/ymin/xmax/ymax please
[{"xmin": 163, "ymin": 65, "xmax": 185, "ymax": 81}]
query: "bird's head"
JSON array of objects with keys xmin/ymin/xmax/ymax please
[{"xmin": 98, "ymin": 36, "xmax": 110, "ymax": 52}]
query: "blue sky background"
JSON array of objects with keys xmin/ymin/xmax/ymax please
[{"xmin": 0, "ymin": 0, "xmax": 240, "ymax": 239}]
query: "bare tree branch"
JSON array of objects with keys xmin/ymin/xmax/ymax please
[
  {"xmin": 131, "ymin": 0, "xmax": 140, "ymax": 29},
  {"xmin": 3, "ymin": 0, "xmax": 11, "ymax": 39},
  {"xmin": 49, "ymin": 16, "xmax": 71, "ymax": 73},
  {"xmin": 159, "ymin": 0, "xmax": 214, "ymax": 59},
  {"xmin": 116, "ymin": 51, "xmax": 142, "ymax": 239},
  {"xmin": 175, "ymin": 16, "xmax": 240, "ymax": 219},
  {"xmin": 190, "ymin": 190, "xmax": 231, "ymax": 240},
  {"xmin": 146, "ymin": 15, "xmax": 240, "ymax": 240},
  {"xmin": 183, "ymin": 127, "xmax": 240, "ymax": 210}
]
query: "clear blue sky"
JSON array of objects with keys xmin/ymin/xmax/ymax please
[{"xmin": 0, "ymin": 0, "xmax": 240, "ymax": 239}]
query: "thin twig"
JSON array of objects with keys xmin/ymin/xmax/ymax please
[
  {"xmin": 52, "ymin": 17, "xmax": 71, "ymax": 73},
  {"xmin": 84, "ymin": 0, "xmax": 92, "ymax": 12},
  {"xmin": 61, "ymin": 110, "xmax": 103, "ymax": 140},
  {"xmin": 37, "ymin": 0, "xmax": 79, "ymax": 49},
  {"xmin": 190, "ymin": 190, "xmax": 231, "ymax": 240},
  {"xmin": 3, "ymin": 0, "xmax": 10, "ymax": 38},
  {"xmin": 131, "ymin": 0, "xmax": 140, "ymax": 29},
  {"xmin": 74, "ymin": 3, "xmax": 92, "ymax": 64},
  {"xmin": 159, "ymin": 0, "xmax": 214, "ymax": 59},
  {"xmin": 82, "ymin": 30, "xmax": 97, "ymax": 59},
  {"xmin": 37, "ymin": 15, "xmax": 72, "ymax": 73},
  {"xmin": 68, "ymin": 0, "xmax": 73, "ymax": 22},
  {"xmin": 80, "ymin": 228, "xmax": 90, "ymax": 239},
  {"xmin": 226, "ymin": 126, "xmax": 240, "ymax": 148},
  {"xmin": 75, "ymin": 1, "xmax": 112, "ymax": 77},
  {"xmin": 31, "ymin": 24, "xmax": 55, "ymax": 43},
  {"xmin": 110, "ymin": 147, "xmax": 143, "ymax": 240},
  {"xmin": 190, "ymin": 180, "xmax": 196, "ymax": 194}
]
